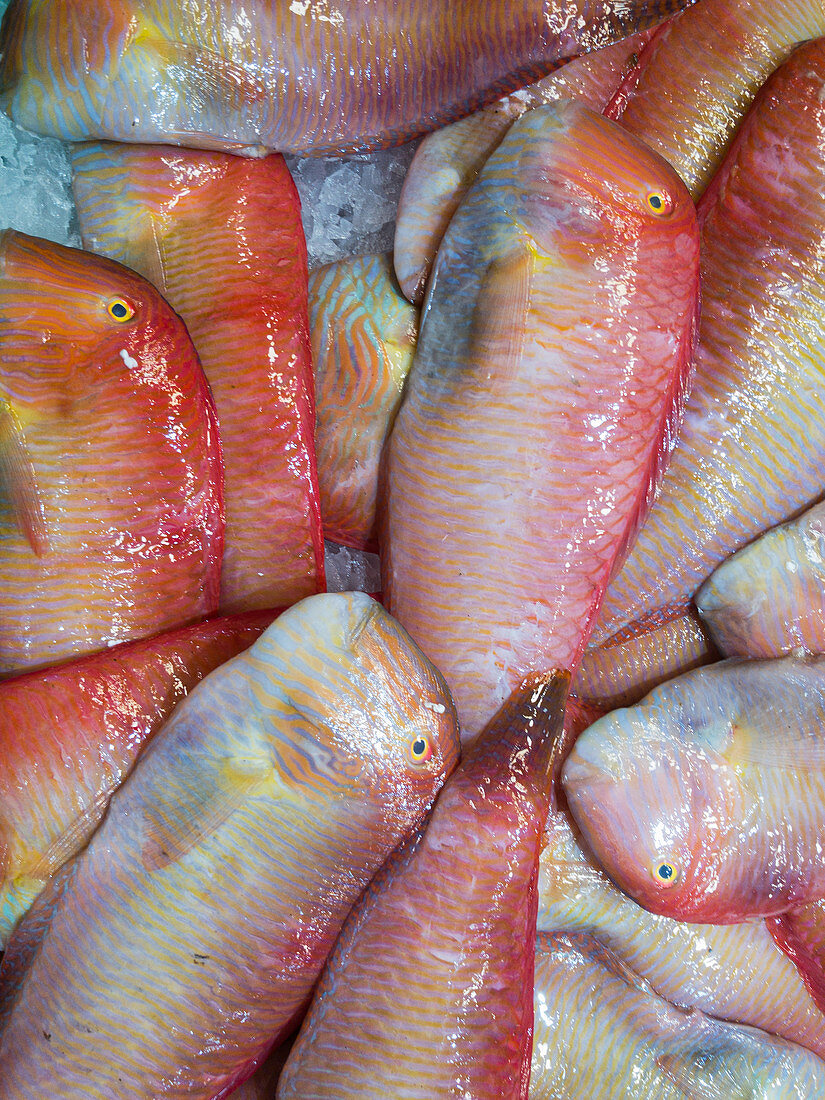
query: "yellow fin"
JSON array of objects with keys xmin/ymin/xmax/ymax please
[
  {"xmin": 26, "ymin": 789, "xmax": 114, "ymax": 881},
  {"xmin": 467, "ymin": 246, "xmax": 533, "ymax": 384},
  {"xmin": 0, "ymin": 400, "xmax": 48, "ymax": 556}
]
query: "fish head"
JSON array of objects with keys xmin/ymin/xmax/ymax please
[{"xmin": 562, "ymin": 698, "xmax": 747, "ymax": 922}]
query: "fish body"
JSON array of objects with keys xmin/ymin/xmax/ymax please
[
  {"xmin": 278, "ymin": 672, "xmax": 568, "ymax": 1099},
  {"xmin": 538, "ymin": 808, "xmax": 825, "ymax": 1056},
  {"xmin": 0, "ymin": 610, "xmax": 275, "ymax": 947},
  {"xmin": 0, "ymin": 0, "xmax": 696, "ymax": 155},
  {"xmin": 71, "ymin": 143, "xmax": 324, "ymax": 613},
  {"xmin": 0, "ymin": 593, "xmax": 459, "ymax": 1097},
  {"xmin": 593, "ymin": 37, "xmax": 825, "ymax": 647},
  {"xmin": 0, "ymin": 230, "xmax": 223, "ymax": 675},
  {"xmin": 697, "ymin": 500, "xmax": 825, "ymax": 659},
  {"xmin": 309, "ymin": 253, "xmax": 417, "ymax": 551},
  {"xmin": 531, "ymin": 931, "xmax": 825, "ymax": 1098},
  {"xmin": 563, "ymin": 656, "xmax": 825, "ymax": 923},
  {"xmin": 383, "ymin": 100, "xmax": 699, "ymax": 740}
]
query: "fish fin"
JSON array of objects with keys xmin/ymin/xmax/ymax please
[
  {"xmin": 141, "ymin": 753, "xmax": 274, "ymax": 871},
  {"xmin": 130, "ymin": 32, "xmax": 268, "ymax": 111},
  {"xmin": 654, "ymin": 1049, "xmax": 731, "ymax": 1100},
  {"xmin": 0, "ymin": 400, "xmax": 48, "ymax": 556},
  {"xmin": 555, "ymin": 930, "xmax": 659, "ymax": 995},
  {"xmin": 722, "ymin": 718, "xmax": 825, "ymax": 771},
  {"xmin": 26, "ymin": 789, "xmax": 114, "ymax": 881},
  {"xmin": 768, "ymin": 905, "xmax": 825, "ymax": 1016},
  {"xmin": 467, "ymin": 247, "xmax": 533, "ymax": 384}
]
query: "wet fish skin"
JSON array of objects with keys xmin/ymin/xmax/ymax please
[
  {"xmin": 563, "ymin": 656, "xmax": 825, "ymax": 923},
  {"xmin": 383, "ymin": 99, "xmax": 699, "ymax": 742},
  {"xmin": 0, "ymin": 593, "xmax": 459, "ymax": 1098},
  {"xmin": 0, "ymin": 229, "xmax": 224, "ymax": 676},
  {"xmin": 71, "ymin": 143, "xmax": 325, "ymax": 613},
  {"xmin": 0, "ymin": 609, "xmax": 276, "ymax": 949},
  {"xmin": 278, "ymin": 672, "xmax": 569, "ymax": 1099},
  {"xmin": 309, "ymin": 253, "xmax": 417, "ymax": 551},
  {"xmin": 531, "ymin": 931, "xmax": 825, "ymax": 1098},
  {"xmin": 0, "ymin": 0, "xmax": 697, "ymax": 155}
]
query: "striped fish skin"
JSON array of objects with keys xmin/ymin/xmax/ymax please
[
  {"xmin": 0, "ymin": 593, "xmax": 459, "ymax": 1098},
  {"xmin": 278, "ymin": 671, "xmax": 568, "ymax": 1100},
  {"xmin": 393, "ymin": 28, "xmax": 656, "ymax": 304},
  {"xmin": 383, "ymin": 100, "xmax": 699, "ymax": 742},
  {"xmin": 530, "ymin": 931, "xmax": 825, "ymax": 1099},
  {"xmin": 0, "ymin": 230, "xmax": 223, "ymax": 676},
  {"xmin": 538, "ymin": 807, "xmax": 825, "ymax": 1056},
  {"xmin": 0, "ymin": 0, "xmax": 697, "ymax": 155},
  {"xmin": 309, "ymin": 253, "xmax": 417, "ymax": 552},
  {"xmin": 0, "ymin": 609, "xmax": 276, "ymax": 949},
  {"xmin": 697, "ymin": 500, "xmax": 825, "ymax": 659},
  {"xmin": 563, "ymin": 657, "xmax": 825, "ymax": 924},
  {"xmin": 71, "ymin": 143, "xmax": 324, "ymax": 613},
  {"xmin": 617, "ymin": 0, "xmax": 825, "ymax": 199},
  {"xmin": 592, "ymin": 37, "xmax": 825, "ymax": 647}
]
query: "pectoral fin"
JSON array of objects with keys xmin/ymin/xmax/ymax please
[
  {"xmin": 467, "ymin": 247, "xmax": 533, "ymax": 384},
  {"xmin": 0, "ymin": 401, "xmax": 48, "ymax": 556}
]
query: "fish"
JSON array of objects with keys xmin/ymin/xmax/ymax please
[
  {"xmin": 617, "ymin": 0, "xmax": 825, "ymax": 198},
  {"xmin": 697, "ymin": 500, "xmax": 825, "ymax": 659},
  {"xmin": 382, "ymin": 99, "xmax": 699, "ymax": 741},
  {"xmin": 393, "ymin": 27, "xmax": 656, "ymax": 304},
  {"xmin": 591, "ymin": 37, "xmax": 825, "ymax": 650},
  {"xmin": 0, "ymin": 229, "xmax": 223, "ymax": 676},
  {"xmin": 0, "ymin": 609, "xmax": 276, "ymax": 948},
  {"xmin": 71, "ymin": 143, "xmax": 325, "ymax": 613},
  {"xmin": 309, "ymin": 253, "xmax": 417, "ymax": 551},
  {"xmin": 563, "ymin": 655, "xmax": 825, "ymax": 923},
  {"xmin": 278, "ymin": 671, "xmax": 569, "ymax": 1099},
  {"xmin": 0, "ymin": 593, "xmax": 459, "ymax": 1097},
  {"xmin": 531, "ymin": 931, "xmax": 825, "ymax": 1098},
  {"xmin": 538, "ymin": 807, "xmax": 825, "ymax": 1056},
  {"xmin": 0, "ymin": 0, "xmax": 697, "ymax": 156}
]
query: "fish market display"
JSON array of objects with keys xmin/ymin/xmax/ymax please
[
  {"xmin": 617, "ymin": 0, "xmax": 825, "ymax": 198},
  {"xmin": 0, "ymin": 0, "xmax": 696, "ymax": 156},
  {"xmin": 0, "ymin": 229, "xmax": 223, "ymax": 676},
  {"xmin": 697, "ymin": 500, "xmax": 825, "ymax": 659},
  {"xmin": 530, "ymin": 931, "xmax": 825, "ymax": 1098},
  {"xmin": 538, "ymin": 808, "xmax": 825, "ymax": 1055},
  {"xmin": 309, "ymin": 252, "xmax": 417, "ymax": 551},
  {"xmin": 592, "ymin": 37, "xmax": 825, "ymax": 651},
  {"xmin": 0, "ymin": 610, "xmax": 275, "ymax": 947},
  {"xmin": 563, "ymin": 656, "xmax": 825, "ymax": 923},
  {"xmin": 0, "ymin": 594, "xmax": 458, "ymax": 1097},
  {"xmin": 278, "ymin": 671, "xmax": 568, "ymax": 1098},
  {"xmin": 71, "ymin": 143, "xmax": 324, "ymax": 612},
  {"xmin": 383, "ymin": 99, "xmax": 699, "ymax": 740},
  {"xmin": 393, "ymin": 27, "xmax": 654, "ymax": 304}
]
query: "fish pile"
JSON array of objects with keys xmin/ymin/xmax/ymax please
[{"xmin": 3, "ymin": 0, "xmax": 825, "ymax": 1096}]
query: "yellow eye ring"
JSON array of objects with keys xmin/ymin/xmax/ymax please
[
  {"xmin": 645, "ymin": 191, "xmax": 672, "ymax": 217},
  {"xmin": 410, "ymin": 735, "xmax": 433, "ymax": 765},
  {"xmin": 107, "ymin": 298, "xmax": 135, "ymax": 322},
  {"xmin": 652, "ymin": 860, "xmax": 679, "ymax": 887}
]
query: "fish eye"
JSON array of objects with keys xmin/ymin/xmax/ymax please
[
  {"xmin": 645, "ymin": 190, "xmax": 672, "ymax": 217},
  {"xmin": 652, "ymin": 859, "xmax": 680, "ymax": 886},
  {"xmin": 107, "ymin": 298, "xmax": 135, "ymax": 322},
  {"xmin": 409, "ymin": 734, "xmax": 433, "ymax": 765}
]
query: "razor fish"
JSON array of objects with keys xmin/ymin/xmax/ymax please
[
  {"xmin": 71, "ymin": 143, "xmax": 324, "ymax": 613},
  {"xmin": 0, "ymin": 229, "xmax": 223, "ymax": 676},
  {"xmin": 383, "ymin": 99, "xmax": 699, "ymax": 741},
  {"xmin": 278, "ymin": 671, "xmax": 569, "ymax": 1099},
  {"xmin": 0, "ymin": 593, "xmax": 458, "ymax": 1097},
  {"xmin": 0, "ymin": 0, "xmax": 696, "ymax": 155}
]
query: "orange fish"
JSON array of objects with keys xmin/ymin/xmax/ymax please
[{"xmin": 0, "ymin": 230, "xmax": 223, "ymax": 676}]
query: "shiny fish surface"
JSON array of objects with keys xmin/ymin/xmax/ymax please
[
  {"xmin": 0, "ymin": 0, "xmax": 696, "ymax": 155},
  {"xmin": 530, "ymin": 931, "xmax": 825, "ymax": 1098},
  {"xmin": 563, "ymin": 656, "xmax": 825, "ymax": 923},
  {"xmin": 278, "ymin": 672, "xmax": 568, "ymax": 1099},
  {"xmin": 71, "ymin": 143, "xmax": 324, "ymax": 613},
  {"xmin": 618, "ymin": 0, "xmax": 825, "ymax": 198},
  {"xmin": 383, "ymin": 100, "xmax": 699, "ymax": 741},
  {"xmin": 0, "ymin": 610, "xmax": 275, "ymax": 949},
  {"xmin": 538, "ymin": 808, "xmax": 825, "ymax": 1056},
  {"xmin": 697, "ymin": 500, "xmax": 825, "ymax": 659},
  {"xmin": 0, "ymin": 230, "xmax": 223, "ymax": 676},
  {"xmin": 592, "ymin": 37, "xmax": 825, "ymax": 647},
  {"xmin": 309, "ymin": 253, "xmax": 417, "ymax": 551},
  {"xmin": 393, "ymin": 28, "xmax": 654, "ymax": 304},
  {"xmin": 0, "ymin": 594, "xmax": 459, "ymax": 1097}
]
